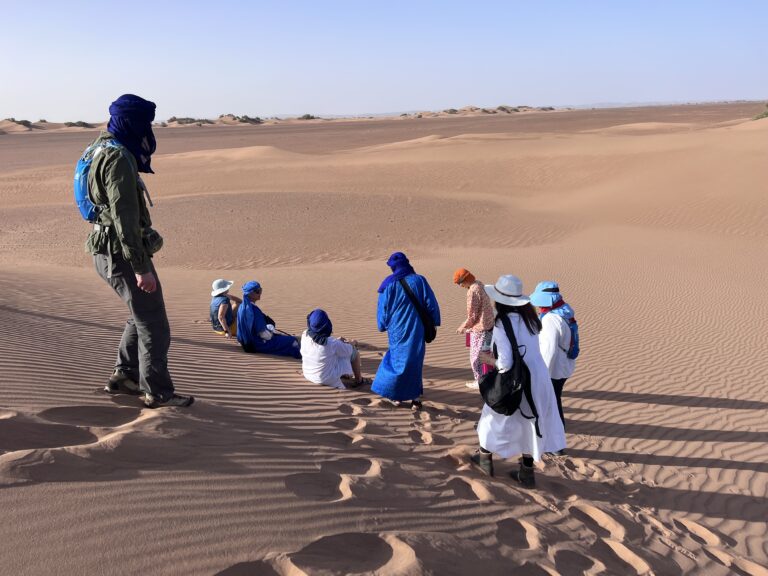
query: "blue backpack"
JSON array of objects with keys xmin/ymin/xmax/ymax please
[
  {"xmin": 544, "ymin": 304, "xmax": 580, "ymax": 360},
  {"xmin": 73, "ymin": 139, "xmax": 124, "ymax": 222},
  {"xmin": 562, "ymin": 317, "xmax": 580, "ymax": 359}
]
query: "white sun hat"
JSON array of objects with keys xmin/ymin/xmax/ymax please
[
  {"xmin": 484, "ymin": 275, "xmax": 530, "ymax": 306},
  {"xmin": 211, "ymin": 278, "xmax": 234, "ymax": 297}
]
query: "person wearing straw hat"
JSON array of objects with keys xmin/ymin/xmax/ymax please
[
  {"xmin": 471, "ymin": 274, "xmax": 565, "ymax": 487},
  {"xmin": 530, "ymin": 281, "xmax": 577, "ymax": 431},
  {"xmin": 453, "ymin": 267, "xmax": 495, "ymax": 390},
  {"xmin": 210, "ymin": 278, "xmax": 242, "ymax": 339}
]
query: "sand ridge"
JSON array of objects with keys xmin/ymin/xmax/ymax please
[{"xmin": 1, "ymin": 103, "xmax": 767, "ymax": 575}]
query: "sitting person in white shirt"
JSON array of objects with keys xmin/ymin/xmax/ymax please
[{"xmin": 300, "ymin": 309, "xmax": 372, "ymax": 389}]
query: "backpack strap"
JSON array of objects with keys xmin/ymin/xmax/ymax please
[{"xmin": 498, "ymin": 314, "xmax": 542, "ymax": 438}]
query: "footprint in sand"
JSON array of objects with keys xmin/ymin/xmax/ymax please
[
  {"xmin": 288, "ymin": 533, "xmax": 393, "ymax": 574},
  {"xmin": 337, "ymin": 403, "xmax": 365, "ymax": 416},
  {"xmin": 407, "ymin": 428, "xmax": 452, "ymax": 446},
  {"xmin": 569, "ymin": 503, "xmax": 627, "ymax": 541},
  {"xmin": 285, "ymin": 458, "xmax": 378, "ymax": 502},
  {"xmin": 672, "ymin": 517, "xmax": 735, "ymax": 547},
  {"xmin": 446, "ymin": 476, "xmax": 493, "ymax": 502},
  {"xmin": 284, "ymin": 471, "xmax": 347, "ymax": 502},
  {"xmin": 39, "ymin": 405, "xmax": 141, "ymax": 427},
  {"xmin": 0, "ymin": 410, "xmax": 101, "ymax": 453},
  {"xmin": 320, "ymin": 457, "xmax": 376, "ymax": 476},
  {"xmin": 496, "ymin": 517, "xmax": 541, "ymax": 550},
  {"xmin": 552, "ymin": 548, "xmax": 604, "ymax": 576},
  {"xmin": 592, "ymin": 538, "xmax": 654, "ymax": 576},
  {"xmin": 704, "ymin": 548, "xmax": 768, "ymax": 576},
  {"xmin": 215, "ymin": 560, "xmax": 280, "ymax": 576}
]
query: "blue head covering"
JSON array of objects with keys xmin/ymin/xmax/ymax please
[
  {"xmin": 306, "ymin": 308, "xmax": 333, "ymax": 345},
  {"xmin": 377, "ymin": 251, "xmax": 416, "ymax": 293},
  {"xmin": 242, "ymin": 281, "xmax": 262, "ymax": 295},
  {"xmin": 237, "ymin": 281, "xmax": 263, "ymax": 347},
  {"xmin": 107, "ymin": 94, "xmax": 157, "ymax": 174},
  {"xmin": 529, "ymin": 281, "xmax": 562, "ymax": 307}
]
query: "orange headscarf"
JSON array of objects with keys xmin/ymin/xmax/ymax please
[{"xmin": 453, "ymin": 268, "xmax": 475, "ymax": 285}]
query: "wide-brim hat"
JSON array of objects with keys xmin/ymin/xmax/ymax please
[
  {"xmin": 211, "ymin": 279, "xmax": 234, "ymax": 297},
  {"xmin": 529, "ymin": 281, "xmax": 561, "ymax": 307},
  {"xmin": 484, "ymin": 275, "xmax": 530, "ymax": 306}
]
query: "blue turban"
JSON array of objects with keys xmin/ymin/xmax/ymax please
[
  {"xmin": 242, "ymin": 281, "xmax": 262, "ymax": 295},
  {"xmin": 377, "ymin": 251, "xmax": 416, "ymax": 293},
  {"xmin": 306, "ymin": 309, "xmax": 333, "ymax": 345},
  {"xmin": 107, "ymin": 94, "xmax": 157, "ymax": 174}
]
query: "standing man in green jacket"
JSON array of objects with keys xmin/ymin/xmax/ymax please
[{"xmin": 86, "ymin": 94, "xmax": 193, "ymax": 408}]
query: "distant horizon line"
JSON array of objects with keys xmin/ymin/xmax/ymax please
[{"xmin": 2, "ymin": 98, "xmax": 765, "ymax": 125}]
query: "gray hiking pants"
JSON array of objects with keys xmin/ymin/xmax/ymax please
[{"xmin": 95, "ymin": 252, "xmax": 175, "ymax": 399}]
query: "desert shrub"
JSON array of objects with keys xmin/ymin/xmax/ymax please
[
  {"xmin": 753, "ymin": 103, "xmax": 768, "ymax": 120},
  {"xmin": 5, "ymin": 118, "xmax": 32, "ymax": 127},
  {"xmin": 444, "ymin": 108, "xmax": 458, "ymax": 114},
  {"xmin": 497, "ymin": 105, "xmax": 520, "ymax": 113},
  {"xmin": 416, "ymin": 113, "xmax": 422, "ymax": 118},
  {"xmin": 38, "ymin": 119, "xmax": 47, "ymax": 123},
  {"xmin": 298, "ymin": 114, "xmax": 318, "ymax": 120},
  {"xmin": 170, "ymin": 117, "xmax": 213, "ymax": 125},
  {"xmin": 64, "ymin": 121, "xmax": 93, "ymax": 128},
  {"xmin": 481, "ymin": 108, "xmax": 496, "ymax": 114},
  {"xmin": 237, "ymin": 115, "xmax": 262, "ymax": 124},
  {"xmin": 538, "ymin": 106, "xmax": 555, "ymax": 111}
]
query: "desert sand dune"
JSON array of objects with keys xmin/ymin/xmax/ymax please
[{"xmin": 1, "ymin": 103, "xmax": 767, "ymax": 575}]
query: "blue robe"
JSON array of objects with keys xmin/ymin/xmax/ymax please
[
  {"xmin": 237, "ymin": 301, "xmax": 301, "ymax": 359},
  {"xmin": 372, "ymin": 274, "xmax": 441, "ymax": 401}
]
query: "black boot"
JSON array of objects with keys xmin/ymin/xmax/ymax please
[
  {"xmin": 470, "ymin": 449, "xmax": 494, "ymax": 477},
  {"xmin": 509, "ymin": 458, "xmax": 535, "ymax": 488}
]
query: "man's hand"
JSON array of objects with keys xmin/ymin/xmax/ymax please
[
  {"xmin": 136, "ymin": 272, "xmax": 157, "ymax": 293},
  {"xmin": 456, "ymin": 325, "xmax": 465, "ymax": 334}
]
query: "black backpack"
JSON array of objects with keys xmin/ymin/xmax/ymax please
[
  {"xmin": 399, "ymin": 278, "xmax": 437, "ymax": 343},
  {"xmin": 478, "ymin": 314, "xmax": 541, "ymax": 437}
]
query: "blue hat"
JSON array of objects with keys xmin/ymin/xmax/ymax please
[
  {"xmin": 529, "ymin": 281, "xmax": 561, "ymax": 307},
  {"xmin": 242, "ymin": 281, "xmax": 262, "ymax": 295}
]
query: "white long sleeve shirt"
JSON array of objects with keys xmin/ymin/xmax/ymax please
[{"xmin": 539, "ymin": 313, "xmax": 576, "ymax": 380}]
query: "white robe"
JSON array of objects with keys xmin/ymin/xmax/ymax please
[
  {"xmin": 477, "ymin": 313, "xmax": 566, "ymax": 460},
  {"xmin": 300, "ymin": 332, "xmax": 354, "ymax": 389}
]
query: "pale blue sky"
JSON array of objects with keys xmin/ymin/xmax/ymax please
[{"xmin": 2, "ymin": 0, "xmax": 766, "ymax": 121}]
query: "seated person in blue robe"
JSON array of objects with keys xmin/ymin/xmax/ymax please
[
  {"xmin": 372, "ymin": 252, "xmax": 441, "ymax": 408},
  {"xmin": 236, "ymin": 281, "xmax": 301, "ymax": 359}
]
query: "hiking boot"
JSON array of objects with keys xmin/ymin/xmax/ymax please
[
  {"xmin": 143, "ymin": 393, "xmax": 195, "ymax": 409},
  {"xmin": 104, "ymin": 370, "xmax": 141, "ymax": 396},
  {"xmin": 465, "ymin": 380, "xmax": 479, "ymax": 390},
  {"xmin": 470, "ymin": 450, "xmax": 494, "ymax": 476},
  {"xmin": 411, "ymin": 399, "xmax": 423, "ymax": 411},
  {"xmin": 509, "ymin": 459, "xmax": 535, "ymax": 488}
]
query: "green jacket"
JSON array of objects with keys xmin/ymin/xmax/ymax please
[{"xmin": 84, "ymin": 132, "xmax": 161, "ymax": 275}]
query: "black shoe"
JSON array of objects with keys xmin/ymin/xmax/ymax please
[
  {"xmin": 510, "ymin": 459, "xmax": 535, "ymax": 488},
  {"xmin": 143, "ymin": 393, "xmax": 195, "ymax": 408},
  {"xmin": 411, "ymin": 399, "xmax": 423, "ymax": 411},
  {"xmin": 104, "ymin": 371, "xmax": 141, "ymax": 396},
  {"xmin": 470, "ymin": 450, "xmax": 494, "ymax": 476}
]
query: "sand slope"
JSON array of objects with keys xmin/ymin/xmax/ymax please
[{"xmin": 1, "ymin": 103, "xmax": 767, "ymax": 575}]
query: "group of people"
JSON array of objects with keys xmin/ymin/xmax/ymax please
[
  {"xmin": 208, "ymin": 251, "xmax": 440, "ymax": 402},
  {"xmin": 86, "ymin": 93, "xmax": 578, "ymax": 489},
  {"xmin": 455, "ymin": 271, "xmax": 578, "ymax": 487}
]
